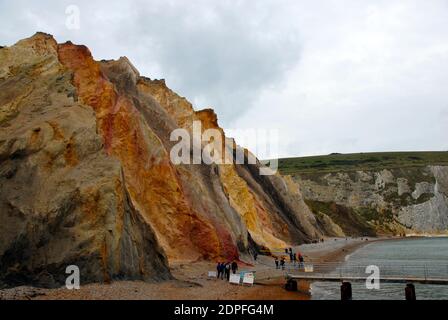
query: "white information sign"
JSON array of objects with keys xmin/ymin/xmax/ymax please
[
  {"xmin": 229, "ymin": 274, "xmax": 241, "ymax": 284},
  {"xmin": 208, "ymin": 271, "xmax": 217, "ymax": 278},
  {"xmin": 304, "ymin": 264, "xmax": 314, "ymax": 272},
  {"xmin": 242, "ymin": 272, "xmax": 254, "ymax": 285}
]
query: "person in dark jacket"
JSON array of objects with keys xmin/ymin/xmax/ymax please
[
  {"xmin": 231, "ymin": 261, "xmax": 238, "ymax": 274},
  {"xmin": 216, "ymin": 262, "xmax": 222, "ymax": 279},
  {"xmin": 275, "ymin": 257, "xmax": 279, "ymax": 269},
  {"xmin": 280, "ymin": 257, "xmax": 286, "ymax": 270},
  {"xmin": 298, "ymin": 253, "xmax": 304, "ymax": 268},
  {"xmin": 225, "ymin": 263, "xmax": 231, "ymax": 281}
]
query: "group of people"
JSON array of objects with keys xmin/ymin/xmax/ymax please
[
  {"xmin": 274, "ymin": 248, "xmax": 304, "ymax": 270},
  {"xmin": 274, "ymin": 256, "xmax": 286, "ymax": 270},
  {"xmin": 216, "ymin": 261, "xmax": 239, "ymax": 280}
]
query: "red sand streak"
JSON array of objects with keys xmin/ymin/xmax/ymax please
[{"xmin": 57, "ymin": 41, "xmax": 239, "ymax": 261}]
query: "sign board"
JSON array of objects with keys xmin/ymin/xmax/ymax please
[
  {"xmin": 304, "ymin": 264, "xmax": 314, "ymax": 273},
  {"xmin": 240, "ymin": 271, "xmax": 256, "ymax": 279},
  {"xmin": 229, "ymin": 274, "xmax": 241, "ymax": 285},
  {"xmin": 208, "ymin": 271, "xmax": 217, "ymax": 278},
  {"xmin": 242, "ymin": 272, "xmax": 254, "ymax": 285}
]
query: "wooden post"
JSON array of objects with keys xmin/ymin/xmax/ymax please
[
  {"xmin": 285, "ymin": 279, "xmax": 298, "ymax": 291},
  {"xmin": 405, "ymin": 283, "xmax": 416, "ymax": 301},
  {"xmin": 341, "ymin": 281, "xmax": 352, "ymax": 300}
]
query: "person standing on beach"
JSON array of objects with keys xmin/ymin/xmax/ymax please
[
  {"xmin": 225, "ymin": 263, "xmax": 231, "ymax": 281},
  {"xmin": 275, "ymin": 257, "xmax": 279, "ymax": 269},
  {"xmin": 231, "ymin": 261, "xmax": 238, "ymax": 274},
  {"xmin": 280, "ymin": 257, "xmax": 285, "ymax": 270},
  {"xmin": 222, "ymin": 263, "xmax": 227, "ymax": 280},
  {"xmin": 218, "ymin": 262, "xmax": 225, "ymax": 280},
  {"xmin": 298, "ymin": 253, "xmax": 304, "ymax": 268},
  {"xmin": 216, "ymin": 262, "xmax": 222, "ymax": 279},
  {"xmin": 293, "ymin": 253, "xmax": 297, "ymax": 266}
]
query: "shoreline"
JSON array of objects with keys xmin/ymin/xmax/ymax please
[
  {"xmin": 297, "ymin": 236, "xmax": 399, "ymax": 264},
  {"xmin": 290, "ymin": 237, "xmax": 394, "ymax": 299},
  {"xmin": 0, "ymin": 236, "xmax": 418, "ymax": 300}
]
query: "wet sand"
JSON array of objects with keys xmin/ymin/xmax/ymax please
[
  {"xmin": 0, "ymin": 237, "xmax": 394, "ymax": 300},
  {"xmin": 296, "ymin": 236, "xmax": 390, "ymax": 263}
]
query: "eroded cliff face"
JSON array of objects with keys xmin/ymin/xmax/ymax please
[
  {"xmin": 294, "ymin": 166, "xmax": 448, "ymax": 236},
  {"xmin": 0, "ymin": 33, "xmax": 170, "ymax": 287},
  {"xmin": 0, "ymin": 33, "xmax": 323, "ymax": 286}
]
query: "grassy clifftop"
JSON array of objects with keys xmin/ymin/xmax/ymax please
[
  {"xmin": 277, "ymin": 151, "xmax": 448, "ymax": 236},
  {"xmin": 277, "ymin": 151, "xmax": 448, "ymax": 175}
]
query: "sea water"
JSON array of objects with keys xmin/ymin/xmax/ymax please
[{"xmin": 310, "ymin": 237, "xmax": 448, "ymax": 300}]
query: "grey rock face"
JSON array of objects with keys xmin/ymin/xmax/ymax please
[
  {"xmin": 295, "ymin": 166, "xmax": 448, "ymax": 235},
  {"xmin": 398, "ymin": 192, "xmax": 448, "ymax": 233}
]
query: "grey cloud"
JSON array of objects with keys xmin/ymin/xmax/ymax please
[
  {"xmin": 126, "ymin": 0, "xmax": 302, "ymax": 125},
  {"xmin": 0, "ymin": 0, "xmax": 302, "ymax": 126},
  {"xmin": 1, "ymin": 0, "xmax": 447, "ymax": 157}
]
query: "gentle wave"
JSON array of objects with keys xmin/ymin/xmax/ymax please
[{"xmin": 311, "ymin": 237, "xmax": 448, "ymax": 300}]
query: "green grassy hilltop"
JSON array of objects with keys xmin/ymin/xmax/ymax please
[
  {"xmin": 276, "ymin": 151, "xmax": 448, "ymax": 237},
  {"xmin": 277, "ymin": 151, "xmax": 448, "ymax": 175}
]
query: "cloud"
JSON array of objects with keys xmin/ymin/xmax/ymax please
[
  {"xmin": 232, "ymin": 0, "xmax": 448, "ymax": 157},
  {"xmin": 1, "ymin": 0, "xmax": 447, "ymax": 157},
  {"xmin": 128, "ymin": 0, "xmax": 303, "ymax": 122},
  {"xmin": 1, "ymin": 0, "xmax": 302, "ymax": 122}
]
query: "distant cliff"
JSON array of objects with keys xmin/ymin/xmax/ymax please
[{"xmin": 278, "ymin": 152, "xmax": 448, "ymax": 236}]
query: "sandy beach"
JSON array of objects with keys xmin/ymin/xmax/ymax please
[
  {"xmin": 0, "ymin": 237, "xmax": 393, "ymax": 300},
  {"xmin": 295, "ymin": 236, "xmax": 389, "ymax": 263}
]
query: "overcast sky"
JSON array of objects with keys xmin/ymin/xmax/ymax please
[{"xmin": 1, "ymin": 0, "xmax": 447, "ymax": 158}]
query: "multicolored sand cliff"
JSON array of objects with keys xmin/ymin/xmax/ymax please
[{"xmin": 0, "ymin": 33, "xmax": 326, "ymax": 287}]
